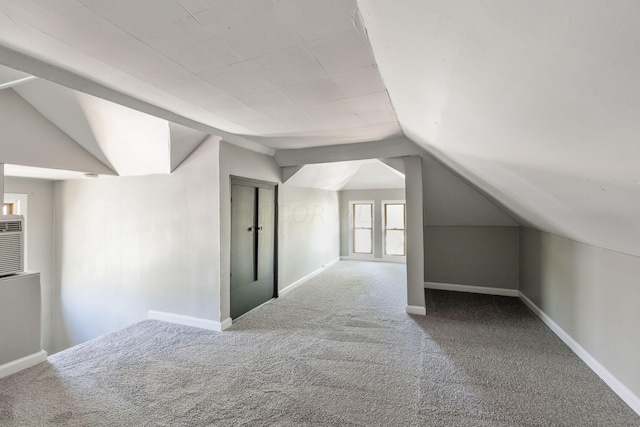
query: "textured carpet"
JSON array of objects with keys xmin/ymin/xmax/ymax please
[{"xmin": 0, "ymin": 261, "xmax": 637, "ymax": 426}]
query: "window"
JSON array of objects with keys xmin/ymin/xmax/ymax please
[
  {"xmin": 352, "ymin": 202, "xmax": 373, "ymax": 254},
  {"xmin": 3, "ymin": 202, "xmax": 15, "ymax": 215},
  {"xmin": 383, "ymin": 202, "xmax": 405, "ymax": 256}
]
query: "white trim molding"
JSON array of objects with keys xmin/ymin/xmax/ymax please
[
  {"xmin": 424, "ymin": 281, "xmax": 519, "ymax": 297},
  {"xmin": 519, "ymin": 292, "xmax": 640, "ymax": 416},
  {"xmin": 406, "ymin": 305, "xmax": 426, "ymax": 315},
  {"xmin": 0, "ymin": 350, "xmax": 47, "ymax": 379},
  {"xmin": 279, "ymin": 257, "xmax": 340, "ymax": 296},
  {"xmin": 148, "ymin": 311, "xmax": 230, "ymax": 332}
]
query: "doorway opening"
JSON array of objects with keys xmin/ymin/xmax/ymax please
[{"xmin": 230, "ymin": 177, "xmax": 278, "ymax": 320}]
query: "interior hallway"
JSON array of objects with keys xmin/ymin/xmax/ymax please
[{"xmin": 0, "ymin": 261, "xmax": 636, "ymax": 426}]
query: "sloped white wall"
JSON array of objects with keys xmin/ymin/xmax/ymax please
[
  {"xmin": 0, "ymin": 89, "xmax": 113, "ymax": 175},
  {"xmin": 53, "ymin": 138, "xmax": 220, "ymax": 351}
]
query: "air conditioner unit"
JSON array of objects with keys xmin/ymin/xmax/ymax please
[{"xmin": 0, "ymin": 215, "xmax": 24, "ymax": 277}]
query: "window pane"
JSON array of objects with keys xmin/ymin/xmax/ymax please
[
  {"xmin": 386, "ymin": 204, "xmax": 404, "ymax": 229},
  {"xmin": 354, "ymin": 204, "xmax": 372, "ymax": 228},
  {"xmin": 354, "ymin": 229, "xmax": 372, "ymax": 254},
  {"xmin": 385, "ymin": 230, "xmax": 405, "ymax": 256}
]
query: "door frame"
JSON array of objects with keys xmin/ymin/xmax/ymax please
[{"xmin": 230, "ymin": 176, "xmax": 278, "ymax": 303}]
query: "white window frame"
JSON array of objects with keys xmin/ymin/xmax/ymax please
[
  {"xmin": 382, "ymin": 200, "xmax": 406, "ymax": 260},
  {"xmin": 348, "ymin": 200, "xmax": 375, "ymax": 258},
  {"xmin": 4, "ymin": 192, "xmax": 29, "ymax": 270}
]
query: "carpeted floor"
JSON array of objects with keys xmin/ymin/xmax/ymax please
[{"xmin": 0, "ymin": 261, "xmax": 638, "ymax": 426}]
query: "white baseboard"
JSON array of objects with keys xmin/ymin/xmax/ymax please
[
  {"xmin": 425, "ymin": 281, "xmax": 519, "ymax": 297},
  {"xmin": 279, "ymin": 257, "xmax": 340, "ymax": 296},
  {"xmin": 406, "ymin": 305, "xmax": 426, "ymax": 315},
  {"xmin": 0, "ymin": 350, "xmax": 48, "ymax": 379},
  {"xmin": 148, "ymin": 311, "xmax": 227, "ymax": 332},
  {"xmin": 220, "ymin": 317, "xmax": 232, "ymax": 331},
  {"xmin": 340, "ymin": 256, "xmax": 406, "ymax": 264},
  {"xmin": 519, "ymin": 292, "xmax": 640, "ymax": 416}
]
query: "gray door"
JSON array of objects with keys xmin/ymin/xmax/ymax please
[{"xmin": 230, "ymin": 180, "xmax": 276, "ymax": 319}]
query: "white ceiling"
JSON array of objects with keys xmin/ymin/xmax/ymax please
[
  {"xmin": 284, "ymin": 159, "xmax": 404, "ymax": 191},
  {"xmin": 1, "ymin": 0, "xmax": 640, "ymax": 258},
  {"xmin": 358, "ymin": 0, "xmax": 640, "ymax": 256},
  {"xmin": 0, "ymin": 0, "xmax": 400, "ymax": 149}
]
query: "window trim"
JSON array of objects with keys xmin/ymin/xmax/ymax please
[
  {"xmin": 348, "ymin": 200, "xmax": 374, "ymax": 258},
  {"xmin": 382, "ymin": 200, "xmax": 406, "ymax": 259}
]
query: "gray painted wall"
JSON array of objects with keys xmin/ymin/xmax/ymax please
[
  {"xmin": 422, "ymin": 155, "xmax": 519, "ymax": 289},
  {"xmin": 54, "ymin": 138, "xmax": 220, "ymax": 351},
  {"xmin": 423, "ymin": 155, "xmax": 516, "ymax": 226},
  {"xmin": 280, "ymin": 185, "xmax": 340, "ymax": 287},
  {"xmin": 405, "ymin": 156, "xmax": 425, "ymax": 311},
  {"xmin": 339, "ymin": 188, "xmax": 405, "ymax": 259},
  {"xmin": 0, "ymin": 273, "xmax": 41, "ymax": 365},
  {"xmin": 3, "ymin": 177, "xmax": 55, "ymax": 353},
  {"xmin": 520, "ymin": 227, "xmax": 640, "ymax": 399},
  {"xmin": 219, "ymin": 141, "xmax": 340, "ymax": 320},
  {"xmin": 425, "ymin": 226, "xmax": 519, "ymax": 289}
]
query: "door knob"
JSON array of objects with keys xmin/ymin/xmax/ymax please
[
  {"xmin": 257, "ymin": 226, "xmax": 263, "ymax": 231},
  {"xmin": 247, "ymin": 227, "xmax": 254, "ymax": 232}
]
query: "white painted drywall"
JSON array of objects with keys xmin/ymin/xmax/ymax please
[
  {"xmin": 0, "ymin": 89, "xmax": 113, "ymax": 175},
  {"xmin": 280, "ymin": 185, "xmax": 340, "ymax": 287},
  {"xmin": 359, "ymin": 0, "xmax": 640, "ymax": 258},
  {"xmin": 520, "ymin": 227, "xmax": 640, "ymax": 405},
  {"xmin": 339, "ymin": 189, "xmax": 405, "ymax": 259},
  {"xmin": 53, "ymin": 137, "xmax": 220, "ymax": 351},
  {"xmin": 3, "ymin": 177, "xmax": 55, "ymax": 353}
]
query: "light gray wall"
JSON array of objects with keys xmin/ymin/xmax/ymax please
[
  {"xmin": 339, "ymin": 188, "xmax": 405, "ymax": 259},
  {"xmin": 53, "ymin": 138, "xmax": 220, "ymax": 352},
  {"xmin": 0, "ymin": 273, "xmax": 41, "ymax": 365},
  {"xmin": 3, "ymin": 177, "xmax": 55, "ymax": 352},
  {"xmin": 405, "ymin": 156, "xmax": 426, "ymax": 311},
  {"xmin": 425, "ymin": 226, "xmax": 519, "ymax": 289},
  {"xmin": 280, "ymin": 185, "xmax": 340, "ymax": 287},
  {"xmin": 520, "ymin": 227, "xmax": 640, "ymax": 402},
  {"xmin": 422, "ymin": 155, "xmax": 519, "ymax": 289},
  {"xmin": 219, "ymin": 142, "xmax": 340, "ymax": 320},
  {"xmin": 423, "ymin": 155, "xmax": 516, "ymax": 226}
]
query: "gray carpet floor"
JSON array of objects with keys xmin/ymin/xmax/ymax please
[{"xmin": 0, "ymin": 261, "xmax": 638, "ymax": 426}]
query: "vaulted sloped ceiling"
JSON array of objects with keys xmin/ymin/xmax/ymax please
[
  {"xmin": 1, "ymin": 0, "xmax": 640, "ymax": 258},
  {"xmin": 358, "ymin": 0, "xmax": 640, "ymax": 256}
]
